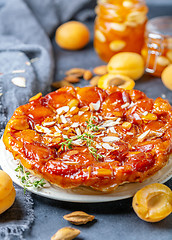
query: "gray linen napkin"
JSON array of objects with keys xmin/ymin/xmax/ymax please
[{"xmin": 0, "ymin": 0, "xmax": 95, "ymax": 239}]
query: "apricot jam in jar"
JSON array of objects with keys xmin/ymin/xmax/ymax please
[
  {"xmin": 142, "ymin": 16, "xmax": 172, "ymax": 77},
  {"xmin": 94, "ymin": 0, "xmax": 148, "ymax": 62}
]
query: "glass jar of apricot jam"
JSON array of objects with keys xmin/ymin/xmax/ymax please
[
  {"xmin": 142, "ymin": 16, "xmax": 172, "ymax": 77},
  {"xmin": 94, "ymin": 0, "xmax": 148, "ymax": 62}
]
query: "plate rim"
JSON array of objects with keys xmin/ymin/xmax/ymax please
[{"xmin": 1, "ymin": 138, "xmax": 172, "ymax": 203}]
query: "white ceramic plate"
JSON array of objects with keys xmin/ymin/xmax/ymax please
[{"xmin": 0, "ymin": 139, "xmax": 172, "ymax": 203}]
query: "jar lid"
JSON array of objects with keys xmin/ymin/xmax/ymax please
[{"xmin": 146, "ymin": 16, "xmax": 172, "ymax": 36}]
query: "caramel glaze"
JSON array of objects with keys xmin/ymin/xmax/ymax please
[{"xmin": 3, "ymin": 86, "xmax": 172, "ymax": 192}]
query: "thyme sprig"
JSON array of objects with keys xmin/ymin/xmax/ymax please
[
  {"xmin": 60, "ymin": 115, "xmax": 103, "ymax": 160},
  {"xmin": 15, "ymin": 163, "xmax": 46, "ymax": 193},
  {"xmin": 86, "ymin": 116, "xmax": 99, "ymax": 132}
]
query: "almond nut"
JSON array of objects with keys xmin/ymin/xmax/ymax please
[
  {"xmin": 83, "ymin": 70, "xmax": 93, "ymax": 80},
  {"xmin": 93, "ymin": 65, "xmax": 107, "ymax": 75},
  {"xmin": 109, "ymin": 40, "xmax": 126, "ymax": 52},
  {"xmin": 95, "ymin": 30, "xmax": 106, "ymax": 42},
  {"xmin": 51, "ymin": 227, "xmax": 80, "ymax": 240},
  {"xmin": 65, "ymin": 68, "xmax": 85, "ymax": 77},
  {"xmin": 63, "ymin": 211, "xmax": 95, "ymax": 225},
  {"xmin": 51, "ymin": 80, "xmax": 74, "ymax": 89},
  {"xmin": 64, "ymin": 75, "xmax": 80, "ymax": 83},
  {"xmin": 90, "ymin": 76, "xmax": 100, "ymax": 86},
  {"xmin": 11, "ymin": 77, "xmax": 26, "ymax": 88}
]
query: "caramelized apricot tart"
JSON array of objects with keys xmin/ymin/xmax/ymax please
[{"xmin": 3, "ymin": 86, "xmax": 172, "ymax": 192}]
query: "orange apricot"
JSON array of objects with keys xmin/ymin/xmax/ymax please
[
  {"xmin": 133, "ymin": 183, "xmax": 172, "ymax": 222},
  {"xmin": 161, "ymin": 64, "xmax": 172, "ymax": 90},
  {"xmin": 107, "ymin": 52, "xmax": 144, "ymax": 80},
  {"xmin": 98, "ymin": 73, "xmax": 135, "ymax": 90},
  {"xmin": 55, "ymin": 21, "xmax": 90, "ymax": 50},
  {"xmin": 0, "ymin": 170, "xmax": 16, "ymax": 214}
]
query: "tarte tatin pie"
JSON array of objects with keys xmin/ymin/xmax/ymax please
[{"xmin": 3, "ymin": 86, "xmax": 172, "ymax": 192}]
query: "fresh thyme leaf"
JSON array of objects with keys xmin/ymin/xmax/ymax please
[
  {"xmin": 32, "ymin": 179, "xmax": 46, "ymax": 188},
  {"xmin": 15, "ymin": 163, "xmax": 24, "ymax": 173},
  {"xmin": 15, "ymin": 162, "xmax": 46, "ymax": 193},
  {"xmin": 59, "ymin": 115, "xmax": 103, "ymax": 160},
  {"xmin": 60, "ymin": 138, "xmax": 74, "ymax": 150}
]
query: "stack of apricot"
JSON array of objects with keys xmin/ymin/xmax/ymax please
[
  {"xmin": 0, "ymin": 170, "xmax": 16, "ymax": 214},
  {"xmin": 98, "ymin": 52, "xmax": 144, "ymax": 89}
]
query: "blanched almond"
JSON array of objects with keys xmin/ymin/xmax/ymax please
[
  {"xmin": 89, "ymin": 100, "xmax": 100, "ymax": 111},
  {"xmin": 109, "ymin": 40, "xmax": 126, "ymax": 52},
  {"xmin": 102, "ymin": 136, "xmax": 120, "ymax": 142},
  {"xmin": 60, "ymin": 115, "xmax": 67, "ymax": 124},
  {"xmin": 110, "ymin": 22, "xmax": 126, "ymax": 32},
  {"xmin": 42, "ymin": 121, "xmax": 56, "ymax": 127},
  {"xmin": 11, "ymin": 77, "xmax": 26, "ymax": 87},
  {"xmin": 42, "ymin": 117, "xmax": 56, "ymax": 127},
  {"xmin": 137, "ymin": 130, "xmax": 150, "ymax": 142},
  {"xmin": 123, "ymin": 1, "xmax": 134, "ymax": 7},
  {"xmin": 95, "ymin": 30, "xmax": 106, "ymax": 42},
  {"xmin": 56, "ymin": 106, "xmax": 69, "ymax": 115},
  {"xmin": 71, "ymin": 122, "xmax": 79, "ymax": 128},
  {"xmin": 102, "ymin": 143, "xmax": 115, "ymax": 150},
  {"xmin": 35, "ymin": 125, "xmax": 51, "ymax": 134}
]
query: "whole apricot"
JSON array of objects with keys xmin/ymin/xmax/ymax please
[
  {"xmin": 107, "ymin": 52, "xmax": 144, "ymax": 80},
  {"xmin": 0, "ymin": 170, "xmax": 13, "ymax": 200},
  {"xmin": 0, "ymin": 170, "xmax": 16, "ymax": 214},
  {"xmin": 55, "ymin": 21, "xmax": 90, "ymax": 50},
  {"xmin": 132, "ymin": 183, "xmax": 172, "ymax": 222},
  {"xmin": 161, "ymin": 64, "xmax": 172, "ymax": 90},
  {"xmin": 0, "ymin": 187, "xmax": 16, "ymax": 214}
]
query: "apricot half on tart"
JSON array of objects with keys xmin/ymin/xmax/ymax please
[{"xmin": 3, "ymin": 86, "xmax": 172, "ymax": 192}]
